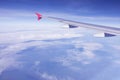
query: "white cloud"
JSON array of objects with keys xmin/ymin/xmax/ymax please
[
  {"xmin": 34, "ymin": 61, "xmax": 40, "ymax": 66},
  {"xmin": 0, "ymin": 43, "xmax": 28, "ymax": 74},
  {"xmin": 0, "ymin": 31, "xmax": 83, "ymax": 44},
  {"xmin": 41, "ymin": 73, "xmax": 58, "ymax": 80},
  {"xmin": 113, "ymin": 60, "xmax": 120, "ymax": 65},
  {"xmin": 0, "ymin": 44, "xmax": 24, "ymax": 75},
  {"xmin": 0, "ymin": 8, "xmax": 120, "ymax": 79},
  {"xmin": 0, "ymin": 42, "xmax": 36, "ymax": 74},
  {"xmin": 0, "ymin": 42, "xmax": 45, "ymax": 74},
  {"xmin": 0, "ymin": 56, "xmax": 20, "ymax": 75},
  {"xmin": 74, "ymin": 42, "xmax": 103, "ymax": 51},
  {"xmin": 0, "ymin": 26, "xmax": 84, "ymax": 75},
  {"xmin": 55, "ymin": 41, "xmax": 103, "ymax": 70},
  {"xmin": 112, "ymin": 45, "xmax": 120, "ymax": 50},
  {"xmin": 35, "ymin": 72, "xmax": 74, "ymax": 80},
  {"xmin": 0, "ymin": 23, "xmax": 79, "ymax": 75},
  {"xmin": 0, "ymin": 8, "xmax": 34, "ymax": 18}
]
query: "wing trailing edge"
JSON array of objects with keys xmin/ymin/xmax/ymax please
[
  {"xmin": 35, "ymin": 12, "xmax": 120, "ymax": 37},
  {"xmin": 94, "ymin": 33, "xmax": 116, "ymax": 37}
]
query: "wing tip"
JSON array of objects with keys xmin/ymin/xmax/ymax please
[{"xmin": 35, "ymin": 12, "xmax": 42, "ymax": 21}]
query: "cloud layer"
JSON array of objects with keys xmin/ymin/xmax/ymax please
[{"xmin": 0, "ymin": 29, "xmax": 120, "ymax": 80}]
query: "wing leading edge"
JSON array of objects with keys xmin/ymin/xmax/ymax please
[{"xmin": 36, "ymin": 13, "xmax": 120, "ymax": 37}]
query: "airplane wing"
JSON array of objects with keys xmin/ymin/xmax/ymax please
[{"xmin": 35, "ymin": 13, "xmax": 120, "ymax": 37}]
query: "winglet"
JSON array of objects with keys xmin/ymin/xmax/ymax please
[{"xmin": 35, "ymin": 12, "xmax": 42, "ymax": 21}]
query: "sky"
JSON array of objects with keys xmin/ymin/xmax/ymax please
[
  {"xmin": 0, "ymin": 0, "xmax": 120, "ymax": 80},
  {"xmin": 0, "ymin": 0, "xmax": 120, "ymax": 31}
]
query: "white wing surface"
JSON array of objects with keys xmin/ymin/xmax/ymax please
[{"xmin": 36, "ymin": 13, "xmax": 120, "ymax": 37}]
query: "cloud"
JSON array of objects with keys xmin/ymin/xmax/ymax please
[
  {"xmin": 35, "ymin": 72, "xmax": 74, "ymax": 80},
  {"xmin": 108, "ymin": 45, "xmax": 120, "ymax": 65},
  {"xmin": 0, "ymin": 7, "xmax": 120, "ymax": 80},
  {"xmin": 113, "ymin": 60, "xmax": 120, "ymax": 65},
  {"xmin": 40, "ymin": 73, "xmax": 58, "ymax": 80},
  {"xmin": 0, "ymin": 31, "xmax": 83, "ymax": 44},
  {"xmin": 0, "ymin": 22, "xmax": 84, "ymax": 75},
  {"xmin": 0, "ymin": 56, "xmax": 20, "ymax": 75},
  {"xmin": 0, "ymin": 30, "xmax": 120, "ymax": 79},
  {"xmin": 0, "ymin": 32, "xmax": 82, "ymax": 75},
  {"xmin": 0, "ymin": 41, "xmax": 47, "ymax": 75},
  {"xmin": 73, "ymin": 41, "xmax": 103, "ymax": 50},
  {"xmin": 0, "ymin": 44, "xmax": 24, "ymax": 75},
  {"xmin": 34, "ymin": 61, "xmax": 40, "ymax": 66},
  {"xmin": 0, "ymin": 8, "xmax": 34, "ymax": 18},
  {"xmin": 112, "ymin": 45, "xmax": 120, "ymax": 50},
  {"xmin": 55, "ymin": 41, "xmax": 103, "ymax": 70}
]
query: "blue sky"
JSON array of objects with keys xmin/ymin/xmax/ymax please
[
  {"xmin": 0, "ymin": 1, "xmax": 120, "ymax": 79},
  {"xmin": 0, "ymin": 0, "xmax": 120, "ymax": 16},
  {"xmin": 0, "ymin": 0, "xmax": 120, "ymax": 31}
]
